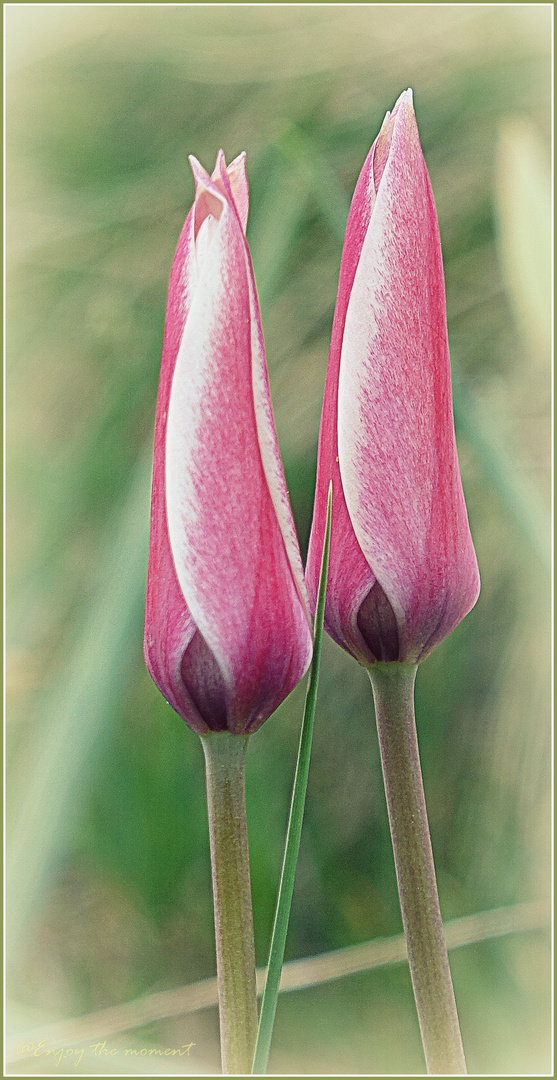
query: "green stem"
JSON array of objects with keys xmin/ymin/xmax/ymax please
[
  {"xmin": 201, "ymin": 732, "xmax": 258, "ymax": 1075},
  {"xmin": 368, "ymin": 662, "xmax": 466, "ymax": 1075}
]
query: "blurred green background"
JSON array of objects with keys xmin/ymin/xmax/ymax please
[{"xmin": 6, "ymin": 5, "xmax": 551, "ymax": 1075}]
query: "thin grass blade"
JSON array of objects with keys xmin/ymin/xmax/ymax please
[{"xmin": 251, "ymin": 483, "xmax": 332, "ymax": 1075}]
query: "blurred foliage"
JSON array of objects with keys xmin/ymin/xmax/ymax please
[{"xmin": 6, "ymin": 5, "xmax": 551, "ymax": 1075}]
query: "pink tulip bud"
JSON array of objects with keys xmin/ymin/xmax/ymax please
[
  {"xmin": 144, "ymin": 151, "xmax": 312, "ymax": 734},
  {"xmin": 306, "ymin": 90, "xmax": 480, "ymax": 666}
]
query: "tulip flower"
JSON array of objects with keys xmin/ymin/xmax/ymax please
[
  {"xmin": 143, "ymin": 150, "xmax": 312, "ymax": 1075},
  {"xmin": 306, "ymin": 88, "xmax": 480, "ymax": 668},
  {"xmin": 144, "ymin": 151, "xmax": 312, "ymax": 738},
  {"xmin": 306, "ymin": 91, "xmax": 478, "ymax": 1074}
]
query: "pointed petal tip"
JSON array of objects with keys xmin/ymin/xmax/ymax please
[
  {"xmin": 225, "ymin": 150, "xmax": 250, "ymax": 233},
  {"xmin": 188, "ymin": 154, "xmax": 228, "ymax": 240},
  {"xmin": 392, "ymin": 87, "xmax": 414, "ymax": 114},
  {"xmin": 188, "ymin": 153, "xmax": 205, "ymax": 177},
  {"xmin": 214, "ymin": 148, "xmax": 227, "ymax": 178},
  {"xmin": 188, "ymin": 154, "xmax": 214, "ymax": 193},
  {"xmin": 189, "ymin": 154, "xmax": 227, "ymax": 206},
  {"xmin": 228, "ymin": 150, "xmax": 247, "ymax": 171},
  {"xmin": 389, "ymin": 88, "xmax": 420, "ymax": 149}
]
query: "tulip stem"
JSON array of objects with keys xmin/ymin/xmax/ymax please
[
  {"xmin": 201, "ymin": 732, "xmax": 258, "ymax": 1075},
  {"xmin": 368, "ymin": 662, "xmax": 467, "ymax": 1075}
]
